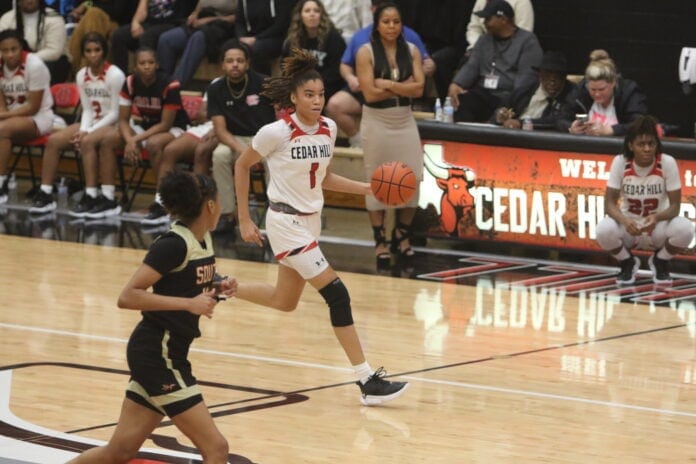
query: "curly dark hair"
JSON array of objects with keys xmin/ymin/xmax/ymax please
[
  {"xmin": 286, "ymin": 0, "xmax": 336, "ymax": 51},
  {"xmin": 622, "ymin": 115, "xmax": 663, "ymax": 161},
  {"xmin": 261, "ymin": 48, "xmax": 322, "ymax": 109},
  {"xmin": 159, "ymin": 170, "xmax": 218, "ymax": 224}
]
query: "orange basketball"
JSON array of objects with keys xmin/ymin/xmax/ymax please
[{"xmin": 370, "ymin": 161, "xmax": 417, "ymax": 206}]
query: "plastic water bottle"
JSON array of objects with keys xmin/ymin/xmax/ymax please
[
  {"xmin": 522, "ymin": 117, "xmax": 533, "ymax": 131},
  {"xmin": 434, "ymin": 98, "xmax": 443, "ymax": 122},
  {"xmin": 443, "ymin": 97, "xmax": 454, "ymax": 123},
  {"xmin": 7, "ymin": 173, "xmax": 17, "ymax": 203},
  {"xmin": 57, "ymin": 177, "xmax": 68, "ymax": 209}
]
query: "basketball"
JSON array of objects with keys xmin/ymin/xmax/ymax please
[{"xmin": 370, "ymin": 161, "xmax": 417, "ymax": 206}]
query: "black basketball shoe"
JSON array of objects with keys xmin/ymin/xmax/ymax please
[{"xmin": 356, "ymin": 367, "xmax": 409, "ymax": 406}]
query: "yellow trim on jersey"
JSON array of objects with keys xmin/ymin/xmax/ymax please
[
  {"xmin": 169, "ymin": 222, "xmax": 214, "ymax": 273},
  {"xmin": 161, "ymin": 330, "xmax": 186, "ymax": 388}
]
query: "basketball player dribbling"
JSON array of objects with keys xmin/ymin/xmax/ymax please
[
  {"xmin": 596, "ymin": 115, "xmax": 694, "ymax": 285},
  {"xmin": 234, "ymin": 49, "xmax": 409, "ymax": 405}
]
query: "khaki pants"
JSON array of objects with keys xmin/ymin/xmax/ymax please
[{"xmin": 212, "ymin": 137, "xmax": 253, "ymax": 215}]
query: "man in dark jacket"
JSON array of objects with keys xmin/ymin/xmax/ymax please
[
  {"xmin": 447, "ymin": 0, "xmax": 542, "ymax": 123},
  {"xmin": 494, "ymin": 50, "xmax": 576, "ymax": 131}
]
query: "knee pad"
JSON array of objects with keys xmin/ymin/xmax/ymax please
[{"xmin": 318, "ymin": 278, "xmax": 353, "ymax": 327}]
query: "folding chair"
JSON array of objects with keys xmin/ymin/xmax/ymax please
[
  {"xmin": 8, "ymin": 83, "xmax": 82, "ymax": 189},
  {"xmin": 181, "ymin": 92, "xmax": 204, "ymax": 123}
]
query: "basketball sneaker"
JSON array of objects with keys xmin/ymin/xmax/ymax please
[
  {"xmin": 141, "ymin": 201, "xmax": 169, "ymax": 226},
  {"xmin": 648, "ymin": 254, "xmax": 672, "ymax": 285},
  {"xmin": 0, "ymin": 180, "xmax": 8, "ymax": 204},
  {"xmin": 69, "ymin": 194, "xmax": 98, "ymax": 218},
  {"xmin": 616, "ymin": 255, "xmax": 640, "ymax": 285},
  {"xmin": 85, "ymin": 195, "xmax": 122, "ymax": 219},
  {"xmin": 29, "ymin": 190, "xmax": 57, "ymax": 214},
  {"xmin": 356, "ymin": 367, "xmax": 409, "ymax": 406}
]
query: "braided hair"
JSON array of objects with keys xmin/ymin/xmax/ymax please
[
  {"xmin": 370, "ymin": 2, "xmax": 413, "ymax": 82},
  {"xmin": 261, "ymin": 48, "xmax": 322, "ymax": 109},
  {"xmin": 15, "ymin": 0, "xmax": 48, "ymax": 53}
]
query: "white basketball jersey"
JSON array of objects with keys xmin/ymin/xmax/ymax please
[
  {"xmin": 253, "ymin": 113, "xmax": 337, "ymax": 213},
  {"xmin": 0, "ymin": 51, "xmax": 52, "ymax": 114},
  {"xmin": 77, "ymin": 62, "xmax": 125, "ymax": 131},
  {"xmin": 608, "ymin": 153, "xmax": 681, "ymax": 220}
]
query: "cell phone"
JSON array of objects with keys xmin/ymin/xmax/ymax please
[{"xmin": 575, "ymin": 113, "xmax": 589, "ymax": 124}]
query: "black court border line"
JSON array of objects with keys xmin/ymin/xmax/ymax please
[
  {"xmin": 209, "ymin": 322, "xmax": 690, "ymax": 405},
  {"xmin": 0, "ymin": 323, "xmax": 689, "ymax": 439}
]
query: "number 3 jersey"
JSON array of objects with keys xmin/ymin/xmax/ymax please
[
  {"xmin": 607, "ymin": 153, "xmax": 681, "ymax": 220},
  {"xmin": 252, "ymin": 113, "xmax": 337, "ymax": 213},
  {"xmin": 76, "ymin": 62, "xmax": 126, "ymax": 133}
]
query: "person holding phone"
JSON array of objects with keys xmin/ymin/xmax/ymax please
[{"xmin": 565, "ymin": 49, "xmax": 647, "ymax": 136}]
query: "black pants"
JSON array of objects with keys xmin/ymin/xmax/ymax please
[
  {"xmin": 453, "ymin": 87, "xmax": 502, "ymax": 123},
  {"xmin": 110, "ymin": 21, "xmax": 179, "ymax": 74},
  {"xmin": 45, "ymin": 55, "xmax": 70, "ymax": 85}
]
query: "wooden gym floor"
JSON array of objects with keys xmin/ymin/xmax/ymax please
[{"xmin": 0, "ymin": 203, "xmax": 696, "ymax": 463}]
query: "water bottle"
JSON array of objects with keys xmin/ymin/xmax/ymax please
[
  {"xmin": 443, "ymin": 97, "xmax": 454, "ymax": 123},
  {"xmin": 522, "ymin": 117, "xmax": 533, "ymax": 131},
  {"xmin": 434, "ymin": 98, "xmax": 443, "ymax": 122},
  {"xmin": 57, "ymin": 177, "xmax": 68, "ymax": 209},
  {"xmin": 7, "ymin": 173, "xmax": 17, "ymax": 203}
]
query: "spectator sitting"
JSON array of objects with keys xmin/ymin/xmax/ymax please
[
  {"xmin": 466, "ymin": 0, "xmax": 533, "ymax": 52},
  {"xmin": 322, "ymin": 0, "xmax": 371, "ymax": 44},
  {"xmin": 157, "ymin": 0, "xmax": 237, "ymax": 89},
  {"xmin": 495, "ymin": 50, "xmax": 576, "ymax": 131},
  {"xmin": 281, "ymin": 0, "xmax": 346, "ymax": 103},
  {"xmin": 447, "ymin": 0, "xmax": 542, "ymax": 123},
  {"xmin": 0, "ymin": 0, "xmax": 70, "ymax": 84},
  {"xmin": 565, "ymin": 49, "xmax": 648, "ymax": 137},
  {"xmin": 236, "ymin": 0, "xmax": 297, "ymax": 75},
  {"xmin": 67, "ymin": 0, "xmax": 139, "ymax": 75},
  {"xmin": 324, "ymin": 0, "xmax": 432, "ymax": 148},
  {"xmin": 109, "ymin": 0, "xmax": 194, "ymax": 74}
]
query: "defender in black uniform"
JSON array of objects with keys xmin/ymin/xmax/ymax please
[{"xmin": 68, "ymin": 170, "xmax": 237, "ymax": 464}]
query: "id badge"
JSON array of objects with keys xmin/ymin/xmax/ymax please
[{"xmin": 483, "ymin": 72, "xmax": 499, "ymax": 89}]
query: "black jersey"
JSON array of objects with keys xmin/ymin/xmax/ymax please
[
  {"xmin": 120, "ymin": 70, "xmax": 189, "ymax": 130},
  {"xmin": 206, "ymin": 70, "xmax": 276, "ymax": 136},
  {"xmin": 142, "ymin": 222, "xmax": 216, "ymax": 339}
]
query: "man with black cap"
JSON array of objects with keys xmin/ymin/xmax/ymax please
[
  {"xmin": 495, "ymin": 50, "xmax": 577, "ymax": 131},
  {"xmin": 447, "ymin": 0, "xmax": 542, "ymax": 123}
]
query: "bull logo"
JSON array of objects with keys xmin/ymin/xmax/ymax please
[{"xmin": 421, "ymin": 143, "xmax": 476, "ymax": 236}]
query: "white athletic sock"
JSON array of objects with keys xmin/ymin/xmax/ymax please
[
  {"xmin": 657, "ymin": 247, "xmax": 673, "ymax": 260},
  {"xmin": 614, "ymin": 247, "xmax": 630, "ymax": 261},
  {"xmin": 40, "ymin": 184, "xmax": 52, "ymax": 194},
  {"xmin": 85, "ymin": 187, "xmax": 98, "ymax": 198},
  {"xmin": 155, "ymin": 192, "xmax": 163, "ymax": 205},
  {"xmin": 354, "ymin": 361, "xmax": 373, "ymax": 385},
  {"xmin": 101, "ymin": 185, "xmax": 115, "ymax": 201}
]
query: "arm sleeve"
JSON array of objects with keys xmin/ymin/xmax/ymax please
[
  {"xmin": 251, "ymin": 122, "xmax": 283, "ymax": 158},
  {"xmin": 465, "ymin": 0, "xmax": 486, "ymax": 49},
  {"xmin": 452, "ymin": 39, "xmax": 483, "ymax": 88},
  {"xmin": 143, "ymin": 234, "xmax": 187, "ymax": 275},
  {"xmin": 513, "ymin": 0, "xmax": 535, "ymax": 31},
  {"xmin": 77, "ymin": 71, "xmax": 94, "ymax": 132},
  {"xmin": 35, "ymin": 14, "xmax": 67, "ymax": 62},
  {"xmin": 512, "ymin": 34, "xmax": 543, "ymax": 89},
  {"xmin": 663, "ymin": 155, "xmax": 682, "ymax": 191},
  {"xmin": 87, "ymin": 69, "xmax": 126, "ymax": 132},
  {"xmin": 606, "ymin": 155, "xmax": 625, "ymax": 190}
]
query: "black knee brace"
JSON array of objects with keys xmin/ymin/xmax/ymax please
[{"xmin": 318, "ymin": 278, "xmax": 353, "ymax": 327}]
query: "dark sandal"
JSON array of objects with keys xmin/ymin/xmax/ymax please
[
  {"xmin": 373, "ymin": 226, "xmax": 391, "ymax": 267},
  {"xmin": 390, "ymin": 223, "xmax": 415, "ymax": 258}
]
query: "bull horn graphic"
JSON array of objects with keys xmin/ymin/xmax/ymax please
[{"xmin": 423, "ymin": 145, "xmax": 449, "ymax": 179}]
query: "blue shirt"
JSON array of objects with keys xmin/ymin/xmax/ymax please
[{"xmin": 341, "ymin": 24, "xmax": 430, "ymax": 67}]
